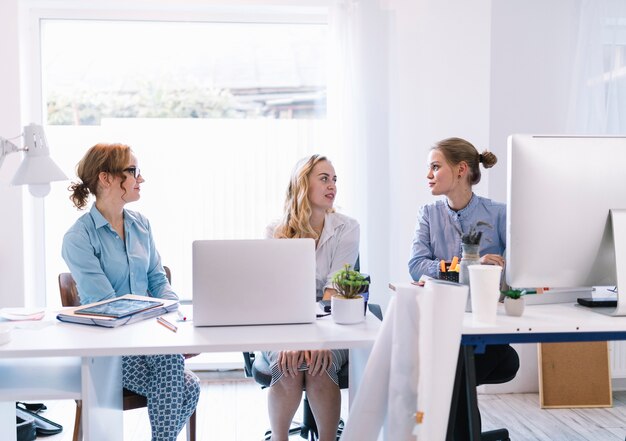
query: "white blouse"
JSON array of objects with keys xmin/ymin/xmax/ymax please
[{"xmin": 266, "ymin": 212, "xmax": 360, "ymax": 300}]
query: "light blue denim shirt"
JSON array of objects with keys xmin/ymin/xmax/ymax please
[
  {"xmin": 62, "ymin": 204, "xmax": 177, "ymax": 305},
  {"xmin": 408, "ymin": 194, "xmax": 506, "ymax": 280}
]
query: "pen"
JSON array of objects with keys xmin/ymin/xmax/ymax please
[
  {"xmin": 177, "ymin": 310, "xmax": 187, "ymax": 322},
  {"xmin": 156, "ymin": 316, "xmax": 178, "ymax": 333}
]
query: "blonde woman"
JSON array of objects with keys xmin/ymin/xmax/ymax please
[{"xmin": 263, "ymin": 154, "xmax": 359, "ymax": 441}]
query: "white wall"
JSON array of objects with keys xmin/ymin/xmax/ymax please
[
  {"xmin": 488, "ymin": 0, "xmax": 581, "ymax": 202},
  {"xmin": 386, "ymin": 0, "xmax": 493, "ymax": 295},
  {"xmin": 0, "ymin": 0, "xmax": 26, "ymax": 307}
]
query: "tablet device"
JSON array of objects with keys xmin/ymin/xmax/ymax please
[
  {"xmin": 577, "ymin": 297, "xmax": 618, "ymax": 308},
  {"xmin": 74, "ymin": 298, "xmax": 164, "ymax": 318}
]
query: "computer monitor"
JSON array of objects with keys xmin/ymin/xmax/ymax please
[{"xmin": 506, "ymin": 135, "xmax": 626, "ymax": 314}]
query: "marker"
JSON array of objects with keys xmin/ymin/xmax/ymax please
[
  {"xmin": 450, "ymin": 256, "xmax": 459, "ymax": 270},
  {"xmin": 177, "ymin": 310, "xmax": 187, "ymax": 322},
  {"xmin": 156, "ymin": 316, "xmax": 178, "ymax": 333},
  {"xmin": 440, "ymin": 259, "xmax": 446, "ymax": 272}
]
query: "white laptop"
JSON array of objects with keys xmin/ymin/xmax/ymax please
[{"xmin": 192, "ymin": 239, "xmax": 317, "ymax": 326}]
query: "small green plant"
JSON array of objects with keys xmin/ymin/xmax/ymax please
[
  {"xmin": 332, "ymin": 264, "xmax": 370, "ymax": 299},
  {"xmin": 501, "ymin": 289, "xmax": 524, "ymax": 299}
]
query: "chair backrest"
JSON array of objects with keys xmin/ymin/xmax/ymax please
[
  {"xmin": 58, "ymin": 266, "xmax": 172, "ymax": 307},
  {"xmin": 58, "ymin": 273, "xmax": 80, "ymax": 307}
]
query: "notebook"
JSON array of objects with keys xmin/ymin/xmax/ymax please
[
  {"xmin": 192, "ymin": 239, "xmax": 317, "ymax": 326},
  {"xmin": 56, "ymin": 294, "xmax": 179, "ymax": 328}
]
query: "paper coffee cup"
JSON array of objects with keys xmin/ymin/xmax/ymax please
[{"xmin": 468, "ymin": 265, "xmax": 502, "ymax": 324}]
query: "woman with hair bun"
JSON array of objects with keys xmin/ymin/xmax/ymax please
[{"xmin": 408, "ymin": 137, "xmax": 519, "ymax": 439}]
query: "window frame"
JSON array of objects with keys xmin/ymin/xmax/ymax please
[{"xmin": 23, "ymin": 0, "xmax": 330, "ymax": 307}]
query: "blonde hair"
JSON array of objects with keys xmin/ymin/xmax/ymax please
[
  {"xmin": 68, "ymin": 143, "xmax": 132, "ymax": 210},
  {"xmin": 432, "ymin": 137, "xmax": 497, "ymax": 185},
  {"xmin": 274, "ymin": 154, "xmax": 334, "ymax": 239}
]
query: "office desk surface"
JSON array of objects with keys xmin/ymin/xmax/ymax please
[
  {"xmin": 0, "ymin": 310, "xmax": 380, "ymax": 441},
  {"xmin": 0, "ymin": 310, "xmax": 381, "ymax": 358},
  {"xmin": 463, "ymin": 302, "xmax": 626, "ymax": 335}
]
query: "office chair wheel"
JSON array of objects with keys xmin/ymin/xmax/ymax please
[{"xmin": 335, "ymin": 419, "xmax": 345, "ymax": 440}]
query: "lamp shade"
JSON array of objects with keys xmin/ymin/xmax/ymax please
[
  {"xmin": 10, "ymin": 124, "xmax": 67, "ymax": 186},
  {"xmin": 11, "ymin": 154, "xmax": 67, "ymax": 185}
]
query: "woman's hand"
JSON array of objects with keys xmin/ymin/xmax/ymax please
[
  {"xmin": 480, "ymin": 254, "xmax": 505, "ymax": 267},
  {"xmin": 306, "ymin": 350, "xmax": 332, "ymax": 376},
  {"xmin": 278, "ymin": 350, "xmax": 307, "ymax": 377},
  {"xmin": 322, "ymin": 288, "xmax": 337, "ymax": 301}
]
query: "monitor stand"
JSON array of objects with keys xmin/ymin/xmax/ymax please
[{"xmin": 599, "ymin": 209, "xmax": 626, "ymax": 316}]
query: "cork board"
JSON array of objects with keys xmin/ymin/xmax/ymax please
[{"xmin": 538, "ymin": 341, "xmax": 612, "ymax": 408}]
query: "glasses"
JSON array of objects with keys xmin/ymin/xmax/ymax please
[{"xmin": 123, "ymin": 167, "xmax": 141, "ymax": 179}]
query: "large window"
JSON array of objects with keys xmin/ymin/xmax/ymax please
[{"xmin": 40, "ymin": 16, "xmax": 332, "ymax": 305}]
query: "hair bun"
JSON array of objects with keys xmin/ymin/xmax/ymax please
[{"xmin": 480, "ymin": 150, "xmax": 498, "ymax": 169}]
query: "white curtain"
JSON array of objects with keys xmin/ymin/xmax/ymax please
[
  {"xmin": 567, "ymin": 0, "xmax": 626, "ymax": 134},
  {"xmin": 328, "ymin": 0, "xmax": 392, "ymax": 305},
  {"xmin": 328, "ymin": 0, "xmax": 369, "ymax": 266}
]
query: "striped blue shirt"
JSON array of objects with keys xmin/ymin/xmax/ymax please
[
  {"xmin": 62, "ymin": 204, "xmax": 177, "ymax": 305},
  {"xmin": 408, "ymin": 194, "xmax": 506, "ymax": 280}
]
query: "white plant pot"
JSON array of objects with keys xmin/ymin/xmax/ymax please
[
  {"xmin": 331, "ymin": 295, "xmax": 365, "ymax": 324},
  {"xmin": 504, "ymin": 296, "xmax": 525, "ymax": 317}
]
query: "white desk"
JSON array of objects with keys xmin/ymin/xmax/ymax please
[
  {"xmin": 0, "ymin": 311, "xmax": 380, "ymax": 441},
  {"xmin": 464, "ymin": 302, "xmax": 626, "ymax": 336},
  {"xmin": 453, "ymin": 302, "xmax": 626, "ymax": 441}
]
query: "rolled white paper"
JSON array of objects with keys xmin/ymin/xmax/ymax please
[
  {"xmin": 340, "ymin": 297, "xmax": 396, "ymax": 441},
  {"xmin": 415, "ymin": 280, "xmax": 468, "ymax": 441}
]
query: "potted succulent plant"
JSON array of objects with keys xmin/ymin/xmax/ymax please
[
  {"xmin": 502, "ymin": 289, "xmax": 525, "ymax": 317},
  {"xmin": 331, "ymin": 264, "xmax": 370, "ymax": 324}
]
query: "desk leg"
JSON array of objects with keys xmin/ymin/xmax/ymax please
[
  {"xmin": 348, "ymin": 346, "xmax": 384, "ymax": 441},
  {"xmin": 81, "ymin": 356, "xmax": 123, "ymax": 441},
  {"xmin": 348, "ymin": 346, "xmax": 371, "ymax": 405},
  {"xmin": 463, "ymin": 346, "xmax": 481, "ymax": 441},
  {"xmin": 446, "ymin": 347, "xmax": 465, "ymax": 441},
  {"xmin": 0, "ymin": 401, "xmax": 16, "ymax": 441},
  {"xmin": 445, "ymin": 346, "xmax": 481, "ymax": 441}
]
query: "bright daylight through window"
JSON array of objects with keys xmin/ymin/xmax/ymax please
[{"xmin": 41, "ymin": 18, "xmax": 330, "ymax": 305}]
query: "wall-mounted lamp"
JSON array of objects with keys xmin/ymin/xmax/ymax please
[{"xmin": 0, "ymin": 123, "xmax": 67, "ymax": 197}]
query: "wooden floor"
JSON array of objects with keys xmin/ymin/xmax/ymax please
[{"xmin": 25, "ymin": 371, "xmax": 626, "ymax": 440}]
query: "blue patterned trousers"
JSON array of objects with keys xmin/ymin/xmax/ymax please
[{"xmin": 123, "ymin": 354, "xmax": 200, "ymax": 441}]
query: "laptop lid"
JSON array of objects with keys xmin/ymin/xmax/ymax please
[{"xmin": 192, "ymin": 239, "xmax": 317, "ymax": 326}]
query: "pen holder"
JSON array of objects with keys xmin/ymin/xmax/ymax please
[{"xmin": 438, "ymin": 263, "xmax": 459, "ymax": 283}]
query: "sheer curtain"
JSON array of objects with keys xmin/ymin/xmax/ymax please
[
  {"xmin": 328, "ymin": 0, "xmax": 391, "ymax": 306},
  {"xmin": 568, "ymin": 0, "xmax": 626, "ymax": 133},
  {"xmin": 328, "ymin": 0, "xmax": 367, "ymax": 253}
]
